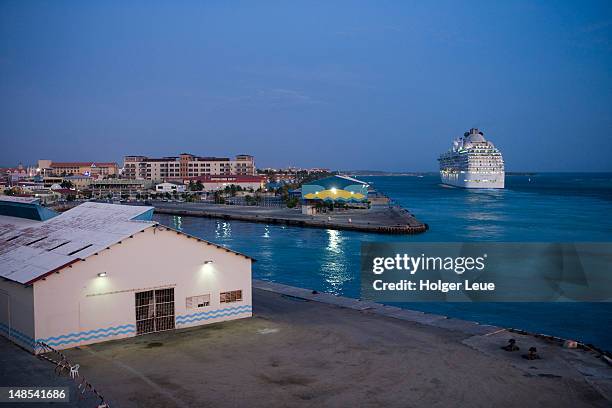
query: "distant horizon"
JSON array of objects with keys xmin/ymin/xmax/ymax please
[
  {"xmin": 1, "ymin": 2, "xmax": 611, "ymax": 172},
  {"xmin": 1, "ymin": 159, "xmax": 611, "ymax": 176}
]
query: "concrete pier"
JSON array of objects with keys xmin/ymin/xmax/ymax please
[{"xmin": 151, "ymin": 201, "xmax": 428, "ymax": 234}]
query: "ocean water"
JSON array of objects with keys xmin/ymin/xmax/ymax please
[{"xmin": 154, "ymin": 173, "xmax": 612, "ymax": 349}]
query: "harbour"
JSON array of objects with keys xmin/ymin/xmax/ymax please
[
  {"xmin": 152, "ymin": 201, "xmax": 428, "ymax": 234},
  {"xmin": 1, "ymin": 1, "xmax": 611, "ymax": 405},
  {"xmin": 154, "ymin": 173, "xmax": 612, "ymax": 350}
]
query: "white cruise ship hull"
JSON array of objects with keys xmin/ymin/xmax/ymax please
[{"xmin": 440, "ymin": 171, "xmax": 505, "ymax": 189}]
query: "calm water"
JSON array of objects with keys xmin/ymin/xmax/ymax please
[{"xmin": 154, "ymin": 173, "xmax": 612, "ymax": 349}]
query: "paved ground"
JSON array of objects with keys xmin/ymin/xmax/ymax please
[
  {"xmin": 0, "ymin": 339, "xmax": 91, "ymax": 407},
  {"xmin": 1, "ymin": 288, "xmax": 609, "ymax": 407}
]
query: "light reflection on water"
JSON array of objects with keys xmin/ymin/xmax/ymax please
[
  {"xmin": 170, "ymin": 216, "xmax": 183, "ymax": 231},
  {"xmin": 326, "ymin": 229, "xmax": 341, "ymax": 254},
  {"xmin": 215, "ymin": 221, "xmax": 232, "ymax": 239}
]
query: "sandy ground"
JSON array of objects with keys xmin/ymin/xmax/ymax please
[{"xmin": 2, "ymin": 289, "xmax": 609, "ymax": 408}]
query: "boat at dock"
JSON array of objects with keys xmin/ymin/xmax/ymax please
[{"xmin": 438, "ymin": 128, "xmax": 505, "ymax": 189}]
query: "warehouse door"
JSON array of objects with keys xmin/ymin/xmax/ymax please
[{"xmin": 135, "ymin": 288, "xmax": 175, "ymax": 335}]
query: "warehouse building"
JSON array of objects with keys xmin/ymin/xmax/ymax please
[{"xmin": 0, "ymin": 198, "xmax": 253, "ymax": 353}]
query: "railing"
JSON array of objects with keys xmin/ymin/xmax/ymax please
[{"xmin": 36, "ymin": 341, "xmax": 110, "ymax": 408}]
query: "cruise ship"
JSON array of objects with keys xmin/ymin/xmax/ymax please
[{"xmin": 438, "ymin": 128, "xmax": 505, "ymax": 189}]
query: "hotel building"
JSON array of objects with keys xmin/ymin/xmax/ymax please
[{"xmin": 123, "ymin": 153, "xmax": 255, "ymax": 182}]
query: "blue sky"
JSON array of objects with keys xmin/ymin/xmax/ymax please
[{"xmin": 0, "ymin": 1, "xmax": 610, "ymax": 171}]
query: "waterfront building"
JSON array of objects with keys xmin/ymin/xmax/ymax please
[
  {"xmin": 301, "ymin": 175, "xmax": 369, "ymax": 203},
  {"xmin": 90, "ymin": 179, "xmax": 151, "ymax": 198},
  {"xmin": 38, "ymin": 160, "xmax": 119, "ymax": 178},
  {"xmin": 184, "ymin": 175, "xmax": 266, "ymax": 191},
  {"xmin": 123, "ymin": 153, "xmax": 256, "ymax": 182},
  {"xmin": 1, "ymin": 164, "xmax": 32, "ymax": 184},
  {"xmin": 63, "ymin": 175, "xmax": 94, "ymax": 190},
  {"xmin": 155, "ymin": 181, "xmax": 186, "ymax": 194},
  {"xmin": 41, "ymin": 176, "xmax": 65, "ymax": 188},
  {"xmin": 438, "ymin": 128, "xmax": 505, "ymax": 189},
  {"xmin": 300, "ymin": 175, "xmax": 369, "ymax": 214},
  {"xmin": 0, "ymin": 198, "xmax": 253, "ymax": 352}
]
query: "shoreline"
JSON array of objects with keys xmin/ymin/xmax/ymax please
[{"xmin": 152, "ymin": 202, "xmax": 428, "ymax": 234}]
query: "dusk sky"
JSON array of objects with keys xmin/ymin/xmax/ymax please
[{"xmin": 1, "ymin": 1, "xmax": 611, "ymax": 171}]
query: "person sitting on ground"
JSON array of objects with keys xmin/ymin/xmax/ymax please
[
  {"xmin": 502, "ymin": 339, "xmax": 520, "ymax": 351},
  {"xmin": 523, "ymin": 346, "xmax": 541, "ymax": 360}
]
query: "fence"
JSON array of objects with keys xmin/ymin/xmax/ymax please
[{"xmin": 36, "ymin": 341, "xmax": 110, "ymax": 408}]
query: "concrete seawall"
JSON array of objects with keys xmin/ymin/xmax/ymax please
[{"xmin": 152, "ymin": 203, "xmax": 428, "ymax": 234}]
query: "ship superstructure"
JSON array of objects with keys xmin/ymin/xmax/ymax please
[{"xmin": 438, "ymin": 128, "xmax": 505, "ymax": 188}]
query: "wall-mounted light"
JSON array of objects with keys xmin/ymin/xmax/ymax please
[
  {"xmin": 203, "ymin": 260, "xmax": 214, "ymax": 265},
  {"xmin": 97, "ymin": 272, "xmax": 108, "ymax": 277},
  {"xmin": 331, "ymin": 187, "xmax": 337, "ymax": 194}
]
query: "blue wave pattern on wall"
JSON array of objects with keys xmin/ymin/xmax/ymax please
[
  {"xmin": 37, "ymin": 324, "xmax": 136, "ymax": 347},
  {"xmin": 0, "ymin": 322, "xmax": 36, "ymax": 347},
  {"xmin": 176, "ymin": 305, "xmax": 252, "ymax": 325}
]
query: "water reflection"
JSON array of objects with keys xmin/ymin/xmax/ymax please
[
  {"xmin": 171, "ymin": 216, "xmax": 183, "ymax": 231},
  {"xmin": 326, "ymin": 229, "xmax": 341, "ymax": 254},
  {"xmin": 320, "ymin": 229, "xmax": 353, "ymax": 294},
  {"xmin": 215, "ymin": 221, "xmax": 232, "ymax": 239},
  {"xmin": 263, "ymin": 226, "xmax": 270, "ymax": 239},
  {"xmin": 465, "ymin": 211, "xmax": 503, "ymax": 222}
]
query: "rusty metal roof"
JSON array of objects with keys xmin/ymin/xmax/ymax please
[{"xmin": 0, "ymin": 202, "xmax": 155, "ymax": 285}]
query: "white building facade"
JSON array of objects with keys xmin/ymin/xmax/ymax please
[
  {"xmin": 0, "ymin": 200, "xmax": 253, "ymax": 353},
  {"xmin": 155, "ymin": 182, "xmax": 186, "ymax": 193}
]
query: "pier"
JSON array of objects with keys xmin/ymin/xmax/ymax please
[{"xmin": 151, "ymin": 201, "xmax": 428, "ymax": 234}]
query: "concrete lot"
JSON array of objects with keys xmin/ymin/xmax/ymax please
[{"xmin": 1, "ymin": 288, "xmax": 609, "ymax": 407}]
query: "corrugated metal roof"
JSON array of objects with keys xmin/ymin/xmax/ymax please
[{"xmin": 0, "ymin": 202, "xmax": 155, "ymax": 285}]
